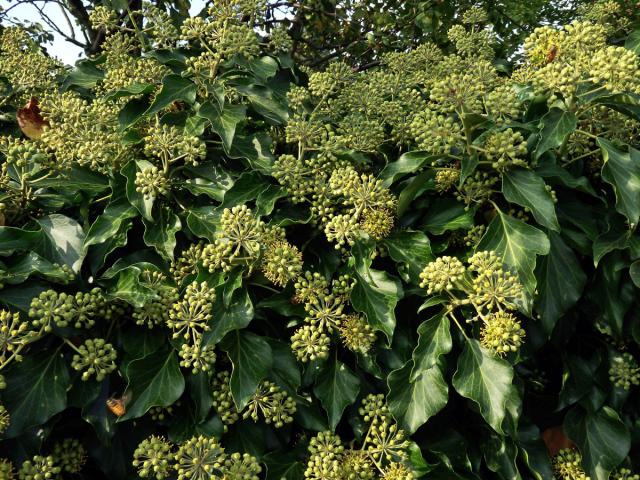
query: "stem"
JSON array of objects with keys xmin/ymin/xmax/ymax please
[{"xmin": 63, "ymin": 337, "xmax": 83, "ymax": 354}]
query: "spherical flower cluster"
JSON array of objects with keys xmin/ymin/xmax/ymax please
[
  {"xmin": 243, "ymin": 380, "xmax": 296, "ymax": 428},
  {"xmin": 337, "ymin": 114, "xmax": 385, "ymax": 152},
  {"xmin": 100, "ymin": 57, "xmax": 169, "ymax": 94},
  {"xmin": 359, "ymin": 393, "xmax": 391, "ymax": 425},
  {"xmin": 135, "ymin": 167, "xmax": 170, "ymax": 200},
  {"xmin": 305, "ymin": 431, "xmax": 345, "ymax": 479},
  {"xmin": 40, "ymin": 93, "xmax": 131, "ymax": 173},
  {"xmin": 590, "ymin": 46, "xmax": 640, "ymax": 93},
  {"xmin": 144, "ymin": 124, "xmax": 206, "ymax": 167},
  {"xmin": 483, "ymin": 128, "xmax": 528, "ymax": 171},
  {"xmin": 174, "ymin": 435, "xmax": 226, "ymax": 480},
  {"xmin": 419, "ymin": 256, "xmax": 465, "ymax": 294},
  {"xmin": 457, "ymin": 171, "xmax": 498, "ymax": 207},
  {"xmin": 359, "ymin": 209, "xmax": 395, "ymax": 241},
  {"xmin": 0, "ymin": 459, "xmax": 13, "ymax": 480},
  {"xmin": 367, "ymin": 420, "xmax": 409, "ymax": 463},
  {"xmin": 132, "ymin": 435, "xmax": 174, "ymax": 480},
  {"xmin": 261, "ymin": 241, "xmax": 303, "ymax": 287},
  {"xmin": 0, "ymin": 28, "xmax": 62, "ymax": 100},
  {"xmin": 1, "ymin": 309, "xmax": 38, "ymax": 364},
  {"xmin": 268, "ymin": 25, "xmax": 293, "ymax": 53},
  {"xmin": 609, "ymin": 353, "xmax": 640, "ymax": 389},
  {"xmin": 178, "ymin": 340, "xmax": 217, "ymax": 374},
  {"xmin": 553, "ymin": 449, "xmax": 591, "ymax": 480},
  {"xmin": 171, "ymin": 243, "xmax": 204, "ymax": 285},
  {"xmin": 524, "ymin": 26, "xmax": 566, "ymax": 66},
  {"xmin": 133, "ymin": 286, "xmax": 179, "ymax": 329},
  {"xmin": 338, "ymin": 314, "xmax": 376, "ymax": 354},
  {"xmin": 480, "ymin": 312, "xmax": 526, "ymax": 356},
  {"xmin": 613, "ymin": 468, "xmax": 640, "ymax": 480},
  {"xmin": 291, "ymin": 324, "xmax": 331, "ymax": 362},
  {"xmin": 435, "ymin": 168, "xmax": 460, "ymax": 193},
  {"xmin": 383, "ymin": 463, "xmax": 414, "ymax": 480},
  {"xmin": 29, "ymin": 288, "xmax": 113, "ymax": 330},
  {"xmin": 89, "ymin": 5, "xmax": 119, "ymax": 31},
  {"xmin": 324, "ymin": 214, "xmax": 359, "ymax": 249},
  {"xmin": 223, "ymin": 453, "xmax": 261, "ymax": 480},
  {"xmin": 201, "ymin": 205, "xmax": 266, "ymax": 272},
  {"xmin": 17, "ymin": 455, "xmax": 61, "ymax": 480},
  {"xmin": 484, "ymin": 84, "xmax": 521, "ymax": 123},
  {"xmin": 168, "ymin": 281, "xmax": 215, "ymax": 339},
  {"xmin": 410, "ymin": 110, "xmax": 464, "ymax": 155},
  {"xmin": 71, "ymin": 338, "xmax": 118, "ymax": 381},
  {"xmin": 211, "ymin": 371, "xmax": 241, "ymax": 429},
  {"xmin": 468, "ymin": 251, "xmax": 523, "ymax": 312},
  {"xmin": 52, "ymin": 438, "xmax": 86, "ymax": 474},
  {"xmin": 0, "ymin": 404, "xmax": 10, "ymax": 434}
]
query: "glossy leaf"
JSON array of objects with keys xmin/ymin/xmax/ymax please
[
  {"xmin": 535, "ymin": 108, "xmax": 576, "ymax": 159},
  {"xmin": 502, "ymin": 168, "xmax": 559, "ymax": 232},
  {"xmin": 313, "ymin": 355, "xmax": 360, "ymax": 430},
  {"xmin": 598, "ymin": 138, "xmax": 640, "ymax": 226}
]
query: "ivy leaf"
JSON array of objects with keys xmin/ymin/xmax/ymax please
[
  {"xmin": 477, "ymin": 210, "xmax": 550, "ymax": 302},
  {"xmin": 598, "ymin": 138, "xmax": 640, "ymax": 226},
  {"xmin": 382, "ymin": 230, "xmax": 433, "ymax": 283},
  {"xmin": 122, "ymin": 160, "xmax": 154, "ymax": 221},
  {"xmin": 564, "ymin": 406, "xmax": 630, "ymax": 480},
  {"xmin": 387, "ymin": 359, "xmax": 448, "ymax": 434},
  {"xmin": 452, "ymin": 338, "xmax": 515, "ymax": 434},
  {"xmin": 2, "ymin": 349, "xmax": 70, "ymax": 438},
  {"xmin": 411, "ymin": 314, "xmax": 452, "ymax": 381},
  {"xmin": 380, "ymin": 151, "xmax": 438, "ymax": 186},
  {"xmin": 313, "ymin": 355, "xmax": 360, "ymax": 430},
  {"xmin": 203, "ymin": 287, "xmax": 254, "ymax": 346},
  {"xmin": 85, "ymin": 199, "xmax": 137, "ymax": 248},
  {"xmin": 625, "ymin": 28, "xmax": 640, "ymax": 54},
  {"xmin": 121, "ymin": 348, "xmax": 185, "ymax": 421},
  {"xmin": 630, "ymin": 260, "xmax": 640, "ymax": 288},
  {"xmin": 199, "ymin": 101, "xmax": 246, "ymax": 152},
  {"xmin": 36, "ymin": 214, "xmax": 86, "ymax": 273},
  {"xmin": 220, "ymin": 330, "xmax": 273, "ymax": 411},
  {"xmin": 534, "ymin": 232, "xmax": 587, "ymax": 335},
  {"xmin": 502, "ymin": 168, "xmax": 559, "ymax": 232},
  {"xmin": 350, "ymin": 239, "xmax": 403, "ymax": 344},
  {"xmin": 144, "ymin": 74, "xmax": 197, "ymax": 117},
  {"xmin": 535, "ymin": 108, "xmax": 576, "ymax": 159},
  {"xmin": 142, "ymin": 207, "xmax": 181, "ymax": 261},
  {"xmin": 422, "ymin": 198, "xmax": 475, "ymax": 235}
]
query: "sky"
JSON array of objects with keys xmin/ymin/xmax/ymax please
[{"xmin": 0, "ymin": 0, "xmax": 207, "ymax": 65}]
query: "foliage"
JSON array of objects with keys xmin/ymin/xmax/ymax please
[{"xmin": 0, "ymin": 1, "xmax": 639, "ymax": 479}]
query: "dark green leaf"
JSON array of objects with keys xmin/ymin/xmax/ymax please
[
  {"xmin": 564, "ymin": 406, "xmax": 630, "ymax": 480},
  {"xmin": 411, "ymin": 314, "xmax": 452, "ymax": 380},
  {"xmin": 535, "ymin": 108, "xmax": 576, "ymax": 159},
  {"xmin": 383, "ymin": 230, "xmax": 433, "ymax": 284},
  {"xmin": 422, "ymin": 198, "xmax": 475, "ymax": 235},
  {"xmin": 502, "ymin": 168, "xmax": 559, "ymax": 232},
  {"xmin": 121, "ymin": 348, "xmax": 185, "ymax": 421},
  {"xmin": 3, "ymin": 348, "xmax": 70, "ymax": 438},
  {"xmin": 204, "ymin": 288, "xmax": 254, "ymax": 346},
  {"xmin": 122, "ymin": 160, "xmax": 155, "ymax": 221},
  {"xmin": 452, "ymin": 338, "xmax": 515, "ymax": 434},
  {"xmin": 142, "ymin": 208, "xmax": 181, "ymax": 261},
  {"xmin": 144, "ymin": 74, "xmax": 197, "ymax": 117},
  {"xmin": 388, "ymin": 359, "xmax": 448, "ymax": 434},
  {"xmin": 199, "ymin": 101, "xmax": 246, "ymax": 152},
  {"xmin": 380, "ymin": 151, "xmax": 438, "ymax": 186},
  {"xmin": 625, "ymin": 28, "xmax": 640, "ymax": 54},
  {"xmin": 598, "ymin": 138, "xmax": 640, "ymax": 226},
  {"xmin": 350, "ymin": 239, "xmax": 403, "ymax": 343},
  {"xmin": 313, "ymin": 355, "xmax": 360, "ymax": 430},
  {"xmin": 477, "ymin": 210, "xmax": 550, "ymax": 302},
  {"xmin": 220, "ymin": 330, "xmax": 273, "ymax": 410},
  {"xmin": 535, "ymin": 232, "xmax": 586, "ymax": 335},
  {"xmin": 85, "ymin": 199, "xmax": 137, "ymax": 248}
]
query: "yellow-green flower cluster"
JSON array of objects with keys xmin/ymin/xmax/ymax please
[
  {"xmin": 135, "ymin": 166, "xmax": 171, "ymax": 200},
  {"xmin": 612, "ymin": 468, "xmax": 640, "ymax": 480},
  {"xmin": 420, "ymin": 251, "xmax": 525, "ymax": 356},
  {"xmin": 132, "ymin": 435, "xmax": 174, "ymax": 479},
  {"xmin": 609, "ymin": 352, "xmax": 640, "ymax": 389},
  {"xmin": 29, "ymin": 288, "xmax": 114, "ymax": 330},
  {"xmin": 0, "ymin": 404, "xmax": 9, "ymax": 434},
  {"xmin": 40, "ymin": 93, "xmax": 132, "ymax": 173},
  {"xmin": 18, "ymin": 456, "xmax": 61, "ymax": 480},
  {"xmin": 304, "ymin": 396, "xmax": 410, "ymax": 479},
  {"xmin": 410, "ymin": 110, "xmax": 464, "ymax": 155},
  {"xmin": 70, "ymin": 338, "xmax": 118, "ymax": 381},
  {"xmin": 52, "ymin": 438, "xmax": 86, "ymax": 474},
  {"xmin": 243, "ymin": 380, "xmax": 297, "ymax": 427},
  {"xmin": 212, "ymin": 370, "xmax": 241, "ymax": 429},
  {"xmin": 553, "ymin": 448, "xmax": 591, "ymax": 480},
  {"xmin": 261, "ymin": 240, "xmax": 303, "ymax": 287},
  {"xmin": 201, "ymin": 205, "xmax": 266, "ymax": 272},
  {"xmin": 483, "ymin": 129, "xmax": 528, "ymax": 172},
  {"xmin": 133, "ymin": 433, "xmax": 262, "ymax": 480},
  {"xmin": 144, "ymin": 124, "xmax": 206, "ymax": 169},
  {"xmin": 0, "ymin": 28, "xmax": 62, "ymax": 100},
  {"xmin": 1, "ymin": 309, "xmax": 39, "ymax": 365},
  {"xmin": 0, "ymin": 458, "xmax": 13, "ymax": 479}
]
